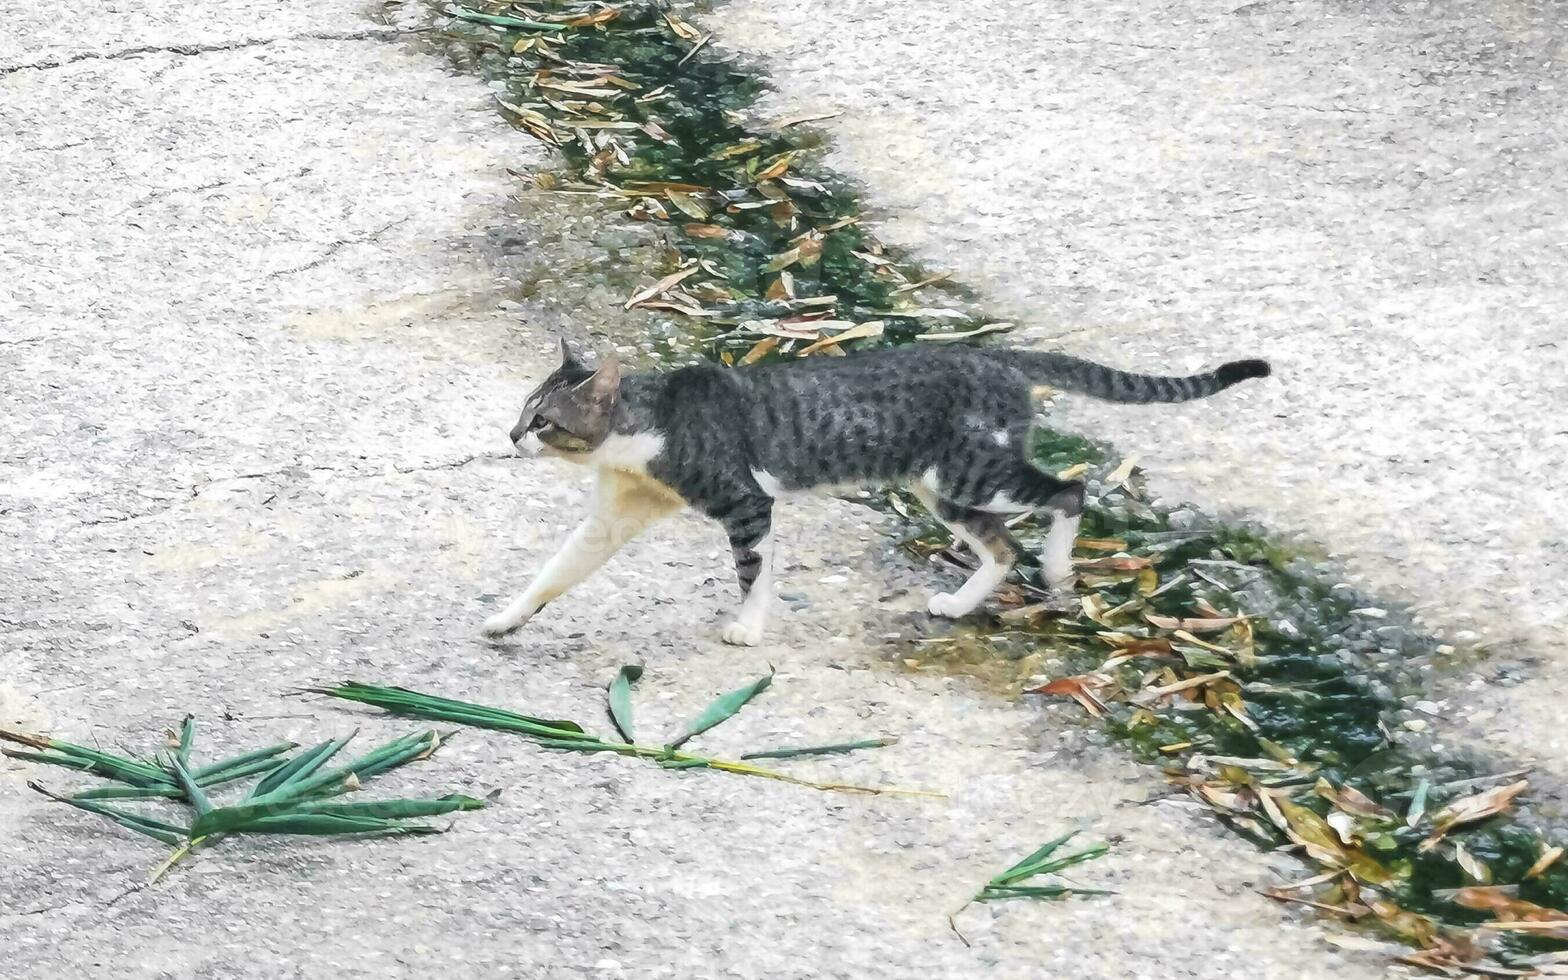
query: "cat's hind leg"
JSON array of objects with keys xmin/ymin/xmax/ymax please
[
  {"xmin": 910, "ymin": 484, "xmax": 1019, "ymax": 618},
  {"xmin": 710, "ymin": 493, "xmax": 775, "ymax": 646},
  {"xmin": 482, "ymin": 471, "xmax": 681, "ymax": 638},
  {"xmin": 978, "ymin": 466, "xmax": 1085, "ymax": 592}
]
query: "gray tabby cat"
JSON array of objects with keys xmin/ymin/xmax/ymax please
[{"xmin": 483, "ymin": 340, "xmax": 1269, "ymax": 646}]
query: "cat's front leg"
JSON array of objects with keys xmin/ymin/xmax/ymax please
[
  {"xmin": 714, "ymin": 494, "xmax": 775, "ymax": 646},
  {"xmin": 482, "ymin": 471, "xmax": 680, "ymax": 638}
]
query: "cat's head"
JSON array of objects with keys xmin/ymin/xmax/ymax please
[{"xmin": 508, "ymin": 339, "xmax": 622, "ymax": 460}]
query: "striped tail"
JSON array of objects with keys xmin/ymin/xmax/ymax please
[{"xmin": 1004, "ymin": 350, "xmax": 1271, "ymax": 404}]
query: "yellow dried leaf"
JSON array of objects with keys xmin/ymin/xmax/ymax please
[
  {"xmin": 738, "ymin": 337, "xmax": 779, "ymax": 366},
  {"xmin": 1527, "ymin": 845, "xmax": 1564, "ymax": 879},
  {"xmin": 796, "ymin": 320, "xmax": 884, "ymax": 357},
  {"xmin": 754, "ymin": 151, "xmax": 795, "ymax": 181}
]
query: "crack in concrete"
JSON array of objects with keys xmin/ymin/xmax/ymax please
[
  {"xmin": 0, "ymin": 27, "xmax": 425, "ymax": 76},
  {"xmin": 266, "ymin": 217, "xmax": 412, "ymax": 279}
]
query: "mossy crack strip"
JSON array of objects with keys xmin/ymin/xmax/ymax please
[{"xmin": 429, "ymin": 1, "xmax": 1568, "ymax": 969}]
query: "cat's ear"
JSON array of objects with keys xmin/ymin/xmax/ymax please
[
  {"xmin": 560, "ymin": 354, "xmax": 620, "ymax": 442},
  {"xmin": 558, "ymin": 337, "xmax": 584, "ymax": 371}
]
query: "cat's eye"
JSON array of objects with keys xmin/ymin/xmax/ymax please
[{"xmin": 528, "ymin": 416, "xmax": 551, "ymax": 433}]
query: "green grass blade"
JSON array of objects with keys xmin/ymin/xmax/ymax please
[
  {"xmin": 175, "ymin": 715, "xmax": 196, "ymax": 767},
  {"xmin": 167, "ymin": 755, "xmax": 213, "ymax": 817},
  {"xmin": 290, "ymin": 795, "xmax": 487, "ymax": 820},
  {"xmin": 740, "ymin": 737, "xmax": 897, "ymax": 760},
  {"xmin": 247, "ymin": 735, "xmax": 352, "ymax": 800},
  {"xmin": 607, "ymin": 665, "xmax": 643, "ymax": 743},
  {"xmin": 667, "ymin": 668, "xmax": 774, "ymax": 749},
  {"xmin": 71, "ymin": 785, "xmax": 184, "ymax": 801},
  {"xmin": 977, "ymin": 885, "xmax": 1115, "ymax": 901},
  {"xmin": 311, "ymin": 683, "xmax": 590, "ymax": 740},
  {"xmin": 2, "ymin": 747, "xmax": 177, "ymax": 790},
  {"xmin": 194, "ymin": 755, "xmax": 290, "ymax": 788},
  {"xmin": 30, "ymin": 782, "xmax": 187, "ymax": 846},
  {"xmin": 191, "ymin": 741, "xmax": 296, "ymax": 781},
  {"xmin": 991, "ymin": 831, "xmax": 1079, "ymax": 885},
  {"xmin": 244, "ymin": 731, "xmax": 440, "ymax": 813},
  {"xmin": 997, "ymin": 843, "xmax": 1111, "ymax": 885},
  {"xmin": 235, "ymin": 813, "xmax": 443, "ymax": 836},
  {"xmin": 535, "ymin": 739, "xmax": 632, "ymax": 754}
]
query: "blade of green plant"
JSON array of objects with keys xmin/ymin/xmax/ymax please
[
  {"xmin": 174, "ymin": 715, "xmax": 196, "ymax": 767},
  {"xmin": 311, "ymin": 682, "xmax": 590, "ymax": 740},
  {"xmin": 740, "ymin": 737, "xmax": 897, "ymax": 760},
  {"xmin": 234, "ymin": 813, "xmax": 443, "ymax": 836},
  {"xmin": 72, "ymin": 785, "xmax": 187, "ymax": 801},
  {"xmin": 977, "ymin": 885, "xmax": 1116, "ymax": 901},
  {"xmin": 534, "ymin": 737, "xmax": 944, "ymax": 798},
  {"xmin": 667, "ymin": 668, "xmax": 775, "ymax": 749},
  {"xmin": 1, "ymin": 748, "xmax": 177, "ymax": 790},
  {"xmin": 289, "ymin": 795, "xmax": 486, "ymax": 820},
  {"xmin": 193, "ymin": 732, "xmax": 444, "ymax": 835},
  {"xmin": 29, "ymin": 782, "xmax": 187, "ymax": 846},
  {"xmin": 607, "ymin": 665, "xmax": 643, "ymax": 743},
  {"xmin": 193, "ymin": 755, "xmax": 291, "ymax": 788},
  {"xmin": 191, "ymin": 741, "xmax": 296, "ymax": 781},
  {"xmin": 248, "ymin": 734, "xmax": 354, "ymax": 800},
  {"xmin": 72, "ymin": 753, "xmax": 291, "ymax": 801},
  {"xmin": 167, "ymin": 755, "xmax": 213, "ymax": 817},
  {"xmin": 193, "ymin": 792, "xmax": 479, "ymax": 837},
  {"xmin": 990, "ymin": 830, "xmax": 1079, "ymax": 885},
  {"xmin": 997, "ymin": 842, "xmax": 1111, "ymax": 885},
  {"xmin": 449, "ymin": 7, "xmax": 569, "ymax": 31},
  {"xmin": 245, "ymin": 730, "xmax": 439, "ymax": 811}
]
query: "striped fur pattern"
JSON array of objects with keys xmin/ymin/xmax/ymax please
[{"xmin": 483, "ymin": 342, "xmax": 1269, "ymax": 646}]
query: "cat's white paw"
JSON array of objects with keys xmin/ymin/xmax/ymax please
[
  {"xmin": 928, "ymin": 592, "xmax": 973, "ymax": 618},
  {"xmin": 721, "ymin": 620, "xmax": 765, "ymax": 647},
  {"xmin": 481, "ymin": 609, "xmax": 531, "ymax": 638},
  {"xmin": 1042, "ymin": 568, "xmax": 1077, "ymax": 594}
]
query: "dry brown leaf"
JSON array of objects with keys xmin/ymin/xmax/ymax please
[
  {"xmin": 763, "ymin": 247, "xmax": 802, "ymax": 273},
  {"xmin": 796, "ymin": 320, "xmax": 884, "ymax": 357},
  {"xmin": 624, "ymin": 265, "xmax": 699, "ymax": 310},
  {"xmin": 766, "ymin": 109, "xmax": 843, "ymax": 130},
  {"xmin": 1104, "ymin": 456, "xmax": 1140, "ymax": 489},
  {"xmin": 1452, "ymin": 886, "xmax": 1568, "ymax": 922},
  {"xmin": 1315, "ymin": 779, "xmax": 1395, "ymax": 820},
  {"xmin": 1262, "ymin": 887, "xmax": 1370, "ymax": 919},
  {"xmin": 893, "ymin": 272, "xmax": 953, "ymax": 295},
  {"xmin": 1073, "ymin": 555, "xmax": 1152, "ymax": 573},
  {"xmin": 662, "ymin": 10, "xmax": 704, "ymax": 40},
  {"xmin": 738, "ymin": 337, "xmax": 779, "ymax": 366},
  {"xmin": 764, "ymin": 273, "xmax": 794, "ymax": 302},
  {"xmin": 1145, "ymin": 614, "xmax": 1242, "ymax": 632},
  {"xmin": 1076, "ymin": 537, "xmax": 1129, "ymax": 552},
  {"xmin": 754, "ymin": 151, "xmax": 796, "ymax": 181},
  {"xmin": 1370, "ymin": 899, "xmax": 1441, "ymax": 948},
  {"xmin": 566, "ymin": 8, "xmax": 621, "ymax": 27},
  {"xmin": 1420, "ymin": 780, "xmax": 1529, "ymax": 852},
  {"xmin": 1527, "ymin": 845, "xmax": 1565, "ymax": 879},
  {"xmin": 1132, "ymin": 670, "xmax": 1231, "ymax": 706},
  {"xmin": 1026, "ymin": 675, "xmax": 1109, "ymax": 718},
  {"xmin": 913, "ymin": 322, "xmax": 1016, "ymax": 342},
  {"xmin": 683, "ymin": 223, "xmax": 729, "ymax": 239},
  {"xmin": 1454, "ymin": 841, "xmax": 1492, "ymax": 884}
]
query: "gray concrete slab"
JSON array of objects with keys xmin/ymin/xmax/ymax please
[
  {"xmin": 704, "ymin": 0, "xmax": 1568, "ymax": 776},
  {"xmin": 0, "ymin": 1, "xmax": 1449, "ymax": 977}
]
